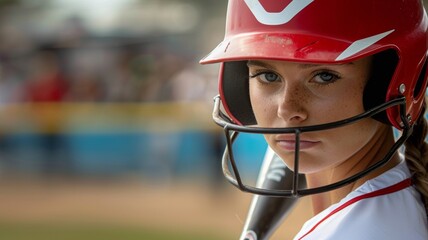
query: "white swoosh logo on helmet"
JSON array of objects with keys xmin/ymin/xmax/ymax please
[
  {"xmin": 336, "ymin": 30, "xmax": 395, "ymax": 61},
  {"xmin": 244, "ymin": 0, "xmax": 314, "ymax": 25}
]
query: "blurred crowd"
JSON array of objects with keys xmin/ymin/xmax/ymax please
[
  {"xmin": 0, "ymin": 0, "xmax": 226, "ymax": 181},
  {"xmin": 0, "ymin": 21, "xmax": 217, "ymax": 105}
]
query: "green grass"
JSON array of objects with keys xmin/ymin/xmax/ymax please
[{"xmin": 0, "ymin": 223, "xmax": 231, "ymax": 240}]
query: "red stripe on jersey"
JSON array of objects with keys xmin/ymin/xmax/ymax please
[{"xmin": 298, "ymin": 178, "xmax": 412, "ymax": 240}]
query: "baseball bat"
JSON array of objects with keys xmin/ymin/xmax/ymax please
[{"xmin": 239, "ymin": 147, "xmax": 306, "ymax": 240}]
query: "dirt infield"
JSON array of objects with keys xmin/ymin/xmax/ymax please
[{"xmin": 0, "ymin": 177, "xmax": 312, "ymax": 239}]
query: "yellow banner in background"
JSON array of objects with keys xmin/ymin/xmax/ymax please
[{"xmin": 0, "ymin": 101, "xmax": 217, "ymax": 134}]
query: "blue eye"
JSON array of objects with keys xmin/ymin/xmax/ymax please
[
  {"xmin": 319, "ymin": 73, "xmax": 333, "ymax": 81},
  {"xmin": 250, "ymin": 71, "xmax": 280, "ymax": 83},
  {"xmin": 263, "ymin": 73, "xmax": 279, "ymax": 82},
  {"xmin": 314, "ymin": 71, "xmax": 339, "ymax": 84}
]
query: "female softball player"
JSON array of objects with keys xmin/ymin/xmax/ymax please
[{"xmin": 201, "ymin": 0, "xmax": 428, "ymax": 239}]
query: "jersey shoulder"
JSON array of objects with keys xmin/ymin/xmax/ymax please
[{"xmin": 295, "ymin": 162, "xmax": 428, "ymax": 240}]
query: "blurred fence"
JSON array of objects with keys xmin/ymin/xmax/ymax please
[
  {"xmin": 0, "ymin": 100, "xmax": 425, "ymax": 180},
  {"xmin": 0, "ymin": 101, "xmax": 267, "ymax": 182}
]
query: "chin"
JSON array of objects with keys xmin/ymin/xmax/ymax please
[{"xmin": 275, "ymin": 151, "xmax": 326, "ymax": 174}]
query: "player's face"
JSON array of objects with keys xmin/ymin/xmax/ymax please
[{"xmin": 248, "ymin": 57, "xmax": 384, "ymax": 174}]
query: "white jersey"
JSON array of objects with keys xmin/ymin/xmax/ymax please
[{"xmin": 294, "ymin": 161, "xmax": 428, "ymax": 240}]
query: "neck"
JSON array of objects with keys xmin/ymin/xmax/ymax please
[{"xmin": 305, "ymin": 125, "xmax": 401, "ymax": 214}]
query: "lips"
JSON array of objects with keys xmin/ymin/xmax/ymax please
[{"xmin": 275, "ymin": 135, "xmax": 320, "ymax": 151}]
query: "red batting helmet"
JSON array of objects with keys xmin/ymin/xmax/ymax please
[
  {"xmin": 201, "ymin": 0, "xmax": 428, "ymax": 129},
  {"xmin": 201, "ymin": 0, "xmax": 428, "ymax": 197}
]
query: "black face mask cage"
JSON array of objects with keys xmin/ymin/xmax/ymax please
[{"xmin": 212, "ymin": 95, "xmax": 413, "ymax": 198}]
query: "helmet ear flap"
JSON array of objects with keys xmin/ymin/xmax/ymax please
[
  {"xmin": 413, "ymin": 56, "xmax": 428, "ymax": 101},
  {"xmin": 222, "ymin": 61, "xmax": 257, "ymax": 125},
  {"xmin": 363, "ymin": 50, "xmax": 399, "ymax": 125},
  {"xmin": 410, "ymin": 55, "xmax": 428, "ymax": 123}
]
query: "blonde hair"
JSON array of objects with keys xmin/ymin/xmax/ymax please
[{"xmin": 404, "ymin": 100, "xmax": 428, "ymax": 213}]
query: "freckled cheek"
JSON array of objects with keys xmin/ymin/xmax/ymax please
[
  {"xmin": 323, "ymin": 84, "xmax": 365, "ymax": 121},
  {"xmin": 249, "ymin": 86, "xmax": 277, "ymax": 125},
  {"xmin": 347, "ymin": 91, "xmax": 365, "ymax": 115}
]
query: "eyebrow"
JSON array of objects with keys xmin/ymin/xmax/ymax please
[
  {"xmin": 247, "ymin": 60, "xmax": 354, "ymax": 69},
  {"xmin": 247, "ymin": 60, "xmax": 275, "ymax": 69}
]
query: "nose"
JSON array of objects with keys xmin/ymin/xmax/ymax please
[{"xmin": 277, "ymin": 84, "xmax": 308, "ymax": 123}]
